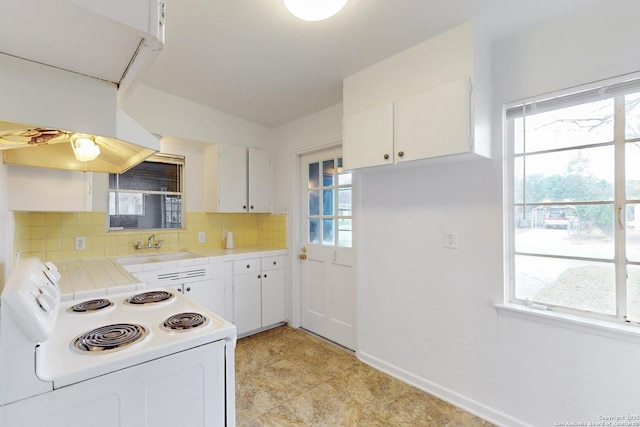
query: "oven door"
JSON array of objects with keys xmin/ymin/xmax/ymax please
[{"xmin": 1, "ymin": 340, "xmax": 228, "ymax": 427}]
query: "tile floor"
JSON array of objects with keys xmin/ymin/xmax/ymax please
[{"xmin": 235, "ymin": 326, "xmax": 494, "ymax": 426}]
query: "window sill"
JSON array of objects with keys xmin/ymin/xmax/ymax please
[{"xmin": 494, "ymin": 303, "xmax": 640, "ymax": 345}]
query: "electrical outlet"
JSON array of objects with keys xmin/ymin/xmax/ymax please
[
  {"xmin": 444, "ymin": 232, "xmax": 457, "ymax": 249},
  {"xmin": 198, "ymin": 231, "xmax": 206, "ymax": 243},
  {"xmin": 75, "ymin": 236, "xmax": 86, "ymax": 251}
]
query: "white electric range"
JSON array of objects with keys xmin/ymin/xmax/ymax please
[{"xmin": 0, "ymin": 257, "xmax": 237, "ymax": 427}]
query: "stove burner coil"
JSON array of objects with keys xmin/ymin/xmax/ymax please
[
  {"xmin": 68, "ymin": 298, "xmax": 114, "ymax": 313},
  {"xmin": 125, "ymin": 290, "xmax": 174, "ymax": 305},
  {"xmin": 74, "ymin": 323, "xmax": 148, "ymax": 353},
  {"xmin": 163, "ymin": 312, "xmax": 209, "ymax": 331}
]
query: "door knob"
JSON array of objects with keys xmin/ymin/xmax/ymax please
[
  {"xmin": 299, "ymin": 253, "xmax": 307, "ymax": 260},
  {"xmin": 299, "ymin": 246, "xmax": 307, "ymax": 260}
]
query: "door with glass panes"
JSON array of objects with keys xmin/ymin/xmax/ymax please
[{"xmin": 299, "ymin": 148, "xmax": 355, "ymax": 349}]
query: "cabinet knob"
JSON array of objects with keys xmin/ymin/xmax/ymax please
[
  {"xmin": 258, "ymin": 274, "xmax": 261, "ymax": 279},
  {"xmin": 264, "ymin": 274, "xmax": 268, "ymax": 278},
  {"xmin": 246, "ymin": 264, "xmax": 250, "ymax": 269},
  {"xmin": 186, "ymin": 287, "xmax": 191, "ymax": 292},
  {"xmin": 250, "ymin": 205, "xmax": 254, "ymax": 210},
  {"xmin": 397, "ymin": 151, "xmax": 404, "ymax": 157},
  {"xmin": 243, "ymin": 205, "xmax": 247, "ymax": 210},
  {"xmin": 383, "ymin": 153, "xmax": 389, "ymax": 160},
  {"xmin": 273, "ymin": 261, "xmax": 277, "ymax": 265}
]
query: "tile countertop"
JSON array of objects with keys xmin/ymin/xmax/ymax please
[
  {"xmin": 119, "ymin": 247, "xmax": 289, "ymax": 273},
  {"xmin": 53, "ymin": 247, "xmax": 288, "ymax": 301},
  {"xmin": 54, "ymin": 258, "xmax": 145, "ymax": 302}
]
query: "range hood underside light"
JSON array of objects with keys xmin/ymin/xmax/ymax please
[
  {"xmin": 70, "ymin": 134, "xmax": 100, "ymax": 162},
  {"xmin": 0, "ymin": 121, "xmax": 159, "ymax": 174}
]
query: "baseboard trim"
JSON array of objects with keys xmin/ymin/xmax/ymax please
[{"xmin": 357, "ymin": 351, "xmax": 531, "ymax": 427}]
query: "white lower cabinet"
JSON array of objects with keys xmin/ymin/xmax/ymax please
[
  {"xmin": 233, "ymin": 255, "xmax": 286, "ymax": 336},
  {"xmin": 166, "ymin": 278, "xmax": 226, "ymax": 318}
]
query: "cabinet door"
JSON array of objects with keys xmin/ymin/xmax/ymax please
[
  {"xmin": 7, "ymin": 166, "xmax": 95, "ymax": 211},
  {"xmin": 395, "ymin": 77, "xmax": 471, "ymax": 162},
  {"xmin": 218, "ymin": 144, "xmax": 248, "ymax": 213},
  {"xmin": 343, "ymin": 103, "xmax": 394, "ymax": 170},
  {"xmin": 248, "ymin": 148, "xmax": 271, "ymax": 213},
  {"xmin": 261, "ymin": 267, "xmax": 285, "ymax": 327},
  {"xmin": 185, "ymin": 278, "xmax": 226, "ymax": 319},
  {"xmin": 233, "ymin": 273, "xmax": 261, "ymax": 335}
]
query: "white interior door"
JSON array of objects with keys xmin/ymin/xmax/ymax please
[{"xmin": 299, "ymin": 147, "xmax": 355, "ymax": 350}]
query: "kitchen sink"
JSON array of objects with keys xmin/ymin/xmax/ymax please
[{"xmin": 116, "ymin": 252, "xmax": 204, "ymax": 266}]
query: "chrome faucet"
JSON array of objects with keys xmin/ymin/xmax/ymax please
[{"xmin": 135, "ymin": 234, "xmax": 164, "ymax": 250}]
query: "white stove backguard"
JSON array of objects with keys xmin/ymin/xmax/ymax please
[
  {"xmin": 0, "ymin": 257, "xmax": 60, "ymax": 405},
  {"xmin": 1, "ymin": 258, "xmax": 60, "ymax": 342}
]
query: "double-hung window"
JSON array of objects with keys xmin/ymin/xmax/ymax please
[{"xmin": 505, "ymin": 75, "xmax": 640, "ymax": 324}]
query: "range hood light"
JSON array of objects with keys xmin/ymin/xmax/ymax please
[{"xmin": 70, "ymin": 134, "xmax": 100, "ymax": 162}]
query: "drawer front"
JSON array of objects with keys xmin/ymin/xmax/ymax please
[
  {"xmin": 131, "ymin": 264, "xmax": 221, "ymax": 286},
  {"xmin": 233, "ymin": 259, "xmax": 260, "ymax": 275},
  {"xmin": 261, "ymin": 255, "xmax": 286, "ymax": 271}
]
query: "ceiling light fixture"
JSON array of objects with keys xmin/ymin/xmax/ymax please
[
  {"xmin": 283, "ymin": 0, "xmax": 347, "ymax": 22},
  {"xmin": 70, "ymin": 134, "xmax": 100, "ymax": 162}
]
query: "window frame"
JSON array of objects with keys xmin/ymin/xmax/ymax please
[
  {"xmin": 503, "ymin": 72, "xmax": 640, "ymax": 328},
  {"xmin": 108, "ymin": 153, "xmax": 185, "ymax": 231}
]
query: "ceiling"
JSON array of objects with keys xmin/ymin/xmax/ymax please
[
  {"xmin": 140, "ymin": 0, "xmax": 600, "ymax": 127},
  {"xmin": 0, "ymin": 0, "xmax": 601, "ymax": 129}
]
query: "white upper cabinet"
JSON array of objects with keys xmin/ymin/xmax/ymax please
[
  {"xmin": 7, "ymin": 166, "xmax": 108, "ymax": 212},
  {"xmin": 247, "ymin": 148, "xmax": 271, "ymax": 213},
  {"xmin": 343, "ymin": 20, "xmax": 491, "ymax": 170},
  {"xmin": 204, "ymin": 144, "xmax": 272, "ymax": 213},
  {"xmin": 219, "ymin": 144, "xmax": 248, "ymax": 213},
  {"xmin": 343, "ymin": 103, "xmax": 394, "ymax": 169},
  {"xmin": 394, "ymin": 77, "xmax": 472, "ymax": 162}
]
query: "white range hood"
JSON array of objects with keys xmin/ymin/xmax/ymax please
[{"xmin": 0, "ymin": 0, "xmax": 164, "ymax": 173}]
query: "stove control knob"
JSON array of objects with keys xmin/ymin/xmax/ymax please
[
  {"xmin": 45, "ymin": 261, "xmax": 59, "ymax": 272},
  {"xmin": 36, "ymin": 293, "xmax": 56, "ymax": 313},
  {"xmin": 40, "ymin": 284, "xmax": 59, "ymax": 301},
  {"xmin": 44, "ymin": 268, "xmax": 61, "ymax": 283}
]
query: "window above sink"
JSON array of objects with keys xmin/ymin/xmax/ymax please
[{"xmin": 109, "ymin": 153, "xmax": 184, "ymax": 231}]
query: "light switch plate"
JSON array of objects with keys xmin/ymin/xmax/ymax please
[
  {"xmin": 444, "ymin": 232, "xmax": 457, "ymax": 249},
  {"xmin": 198, "ymin": 231, "xmax": 206, "ymax": 243}
]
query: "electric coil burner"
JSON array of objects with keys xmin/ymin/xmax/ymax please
[
  {"xmin": 68, "ymin": 298, "xmax": 114, "ymax": 313},
  {"xmin": 163, "ymin": 312, "xmax": 209, "ymax": 331},
  {"xmin": 74, "ymin": 323, "xmax": 148, "ymax": 353},
  {"xmin": 124, "ymin": 290, "xmax": 174, "ymax": 305}
]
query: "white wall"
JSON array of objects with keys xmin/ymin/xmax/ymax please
[
  {"xmin": 0, "ymin": 163, "xmax": 10, "ymax": 288},
  {"xmin": 272, "ymin": 103, "xmax": 343, "ymax": 325},
  {"xmin": 123, "ymin": 85, "xmax": 277, "ymax": 213},
  {"xmin": 123, "ymin": 84, "xmax": 274, "ymax": 150},
  {"xmin": 274, "ymin": 1, "xmax": 640, "ymax": 426}
]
